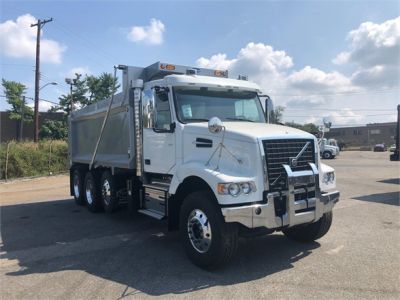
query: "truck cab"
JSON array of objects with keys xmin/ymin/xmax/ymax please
[
  {"xmin": 69, "ymin": 62, "xmax": 340, "ymax": 269},
  {"xmin": 320, "ymin": 138, "xmax": 339, "ymax": 159}
]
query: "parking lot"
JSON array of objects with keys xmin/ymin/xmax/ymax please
[{"xmin": 1, "ymin": 151, "xmax": 399, "ymax": 299}]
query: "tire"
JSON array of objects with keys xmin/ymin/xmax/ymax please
[
  {"xmin": 179, "ymin": 190, "xmax": 238, "ymax": 270},
  {"xmin": 72, "ymin": 169, "xmax": 85, "ymax": 205},
  {"xmin": 283, "ymin": 211, "xmax": 333, "ymax": 242},
  {"xmin": 84, "ymin": 172, "xmax": 102, "ymax": 212},
  {"xmin": 100, "ymin": 171, "xmax": 119, "ymax": 214},
  {"xmin": 323, "ymin": 151, "xmax": 332, "ymax": 159}
]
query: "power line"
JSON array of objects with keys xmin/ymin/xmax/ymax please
[
  {"xmin": 284, "ymin": 113, "xmax": 396, "ymax": 118},
  {"xmin": 1, "ymin": 95, "xmax": 61, "ymax": 107},
  {"xmin": 285, "ymin": 108, "xmax": 395, "ymax": 112},
  {"xmin": 269, "ymin": 88, "xmax": 400, "ymax": 97}
]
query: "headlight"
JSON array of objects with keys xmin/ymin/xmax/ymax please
[
  {"xmin": 240, "ymin": 182, "xmax": 251, "ymax": 194},
  {"xmin": 323, "ymin": 172, "xmax": 335, "ymax": 184},
  {"xmin": 217, "ymin": 181, "xmax": 256, "ymax": 196},
  {"xmin": 228, "ymin": 183, "xmax": 240, "ymax": 196}
]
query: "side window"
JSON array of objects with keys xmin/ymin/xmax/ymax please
[
  {"xmin": 235, "ymin": 100, "xmax": 259, "ymax": 121},
  {"xmin": 155, "ymin": 92, "xmax": 172, "ymax": 130}
]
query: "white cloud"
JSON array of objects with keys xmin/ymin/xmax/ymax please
[
  {"xmin": 325, "ymin": 108, "xmax": 363, "ymax": 125},
  {"xmin": 334, "ymin": 17, "xmax": 400, "ymax": 67},
  {"xmin": 196, "ymin": 16, "xmax": 400, "ymax": 126},
  {"xmin": 286, "ymin": 66, "xmax": 354, "ymax": 93},
  {"xmin": 0, "ymin": 14, "xmax": 66, "ymax": 64},
  {"xmin": 333, "ymin": 17, "xmax": 400, "ymax": 88},
  {"xmin": 127, "ymin": 19, "xmax": 165, "ymax": 45},
  {"xmin": 66, "ymin": 66, "xmax": 91, "ymax": 78},
  {"xmin": 197, "ymin": 42, "xmax": 293, "ymax": 93},
  {"xmin": 196, "ymin": 53, "xmax": 234, "ymax": 70},
  {"xmin": 27, "ymin": 100, "xmax": 54, "ymax": 112}
]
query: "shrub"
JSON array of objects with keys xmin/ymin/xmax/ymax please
[{"xmin": 0, "ymin": 140, "xmax": 68, "ymax": 180}]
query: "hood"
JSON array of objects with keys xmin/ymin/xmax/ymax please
[{"xmin": 183, "ymin": 122, "xmax": 316, "ymax": 143}]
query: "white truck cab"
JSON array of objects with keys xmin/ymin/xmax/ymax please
[
  {"xmin": 320, "ymin": 138, "xmax": 340, "ymax": 159},
  {"xmin": 69, "ymin": 62, "xmax": 340, "ymax": 269}
]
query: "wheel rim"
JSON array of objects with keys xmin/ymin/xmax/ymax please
[
  {"xmin": 102, "ymin": 179, "xmax": 111, "ymax": 206},
  {"xmin": 324, "ymin": 152, "xmax": 330, "ymax": 159},
  {"xmin": 187, "ymin": 209, "xmax": 212, "ymax": 253},
  {"xmin": 85, "ymin": 180, "xmax": 94, "ymax": 205},
  {"xmin": 73, "ymin": 174, "xmax": 80, "ymax": 198}
]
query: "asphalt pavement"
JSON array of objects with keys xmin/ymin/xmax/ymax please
[{"xmin": 0, "ymin": 151, "xmax": 399, "ymax": 299}]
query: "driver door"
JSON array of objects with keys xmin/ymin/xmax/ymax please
[{"xmin": 142, "ymin": 88, "xmax": 176, "ymax": 174}]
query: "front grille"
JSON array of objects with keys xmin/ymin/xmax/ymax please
[{"xmin": 263, "ymin": 139, "xmax": 315, "ymax": 192}]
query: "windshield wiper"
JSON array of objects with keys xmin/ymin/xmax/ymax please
[
  {"xmin": 185, "ymin": 118, "xmax": 209, "ymax": 123},
  {"xmin": 225, "ymin": 117, "xmax": 255, "ymax": 122}
]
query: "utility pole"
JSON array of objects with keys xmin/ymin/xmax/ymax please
[{"xmin": 31, "ymin": 17, "xmax": 53, "ymax": 142}]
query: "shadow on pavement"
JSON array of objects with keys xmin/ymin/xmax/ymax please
[
  {"xmin": 1, "ymin": 199, "xmax": 320, "ymax": 296},
  {"xmin": 353, "ymin": 191, "xmax": 400, "ymax": 206},
  {"xmin": 377, "ymin": 178, "xmax": 400, "ymax": 185}
]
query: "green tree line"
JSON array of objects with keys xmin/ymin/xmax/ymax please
[{"xmin": 1, "ymin": 72, "xmax": 119, "ymax": 140}]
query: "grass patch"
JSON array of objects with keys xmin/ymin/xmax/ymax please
[{"xmin": 0, "ymin": 140, "xmax": 68, "ymax": 180}]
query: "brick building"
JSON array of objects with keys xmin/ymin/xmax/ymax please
[
  {"xmin": 0, "ymin": 111, "xmax": 66, "ymax": 142},
  {"xmin": 325, "ymin": 122, "xmax": 397, "ymax": 148}
]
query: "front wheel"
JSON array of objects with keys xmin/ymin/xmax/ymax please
[
  {"xmin": 283, "ymin": 211, "xmax": 333, "ymax": 242},
  {"xmin": 180, "ymin": 191, "xmax": 238, "ymax": 270},
  {"xmin": 323, "ymin": 151, "xmax": 333, "ymax": 159}
]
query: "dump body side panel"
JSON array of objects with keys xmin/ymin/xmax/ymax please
[{"xmin": 69, "ymin": 92, "xmax": 135, "ymax": 169}]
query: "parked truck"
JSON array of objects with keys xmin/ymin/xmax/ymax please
[
  {"xmin": 69, "ymin": 62, "xmax": 340, "ymax": 269},
  {"xmin": 320, "ymin": 138, "xmax": 340, "ymax": 159}
]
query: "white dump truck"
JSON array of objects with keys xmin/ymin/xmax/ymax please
[{"xmin": 69, "ymin": 62, "xmax": 339, "ymax": 269}]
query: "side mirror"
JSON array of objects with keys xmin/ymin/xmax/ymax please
[
  {"xmin": 142, "ymin": 90, "xmax": 155, "ymax": 129},
  {"xmin": 208, "ymin": 117, "xmax": 223, "ymax": 133},
  {"xmin": 262, "ymin": 95, "xmax": 273, "ymax": 123}
]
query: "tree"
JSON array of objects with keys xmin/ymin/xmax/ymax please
[
  {"xmin": 51, "ymin": 73, "xmax": 88, "ymax": 115},
  {"xmin": 285, "ymin": 121, "xmax": 319, "ymax": 134},
  {"xmin": 86, "ymin": 72, "xmax": 120, "ymax": 105},
  {"xmin": 39, "ymin": 120, "xmax": 68, "ymax": 140},
  {"xmin": 271, "ymin": 106, "xmax": 285, "ymax": 124},
  {"xmin": 50, "ymin": 72, "xmax": 119, "ymax": 114},
  {"xmin": 1, "ymin": 79, "xmax": 33, "ymax": 140}
]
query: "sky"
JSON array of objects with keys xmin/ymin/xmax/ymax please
[{"xmin": 0, "ymin": 0, "xmax": 399, "ymax": 127}]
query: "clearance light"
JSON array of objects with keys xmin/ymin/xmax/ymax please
[
  {"xmin": 214, "ymin": 70, "xmax": 227, "ymax": 77},
  {"xmin": 160, "ymin": 64, "xmax": 176, "ymax": 70}
]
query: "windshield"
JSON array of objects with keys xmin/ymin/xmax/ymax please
[{"xmin": 174, "ymin": 87, "xmax": 266, "ymax": 123}]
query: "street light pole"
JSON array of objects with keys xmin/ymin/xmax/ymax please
[
  {"xmin": 39, "ymin": 82, "xmax": 57, "ymax": 91},
  {"xmin": 65, "ymin": 78, "xmax": 76, "ymax": 114}
]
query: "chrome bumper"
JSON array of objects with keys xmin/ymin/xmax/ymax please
[{"xmin": 221, "ymin": 163, "xmax": 340, "ymax": 229}]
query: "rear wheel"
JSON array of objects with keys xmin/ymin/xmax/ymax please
[
  {"xmin": 84, "ymin": 172, "xmax": 102, "ymax": 212},
  {"xmin": 323, "ymin": 151, "xmax": 332, "ymax": 159},
  {"xmin": 72, "ymin": 169, "xmax": 85, "ymax": 205},
  {"xmin": 100, "ymin": 171, "xmax": 119, "ymax": 213},
  {"xmin": 180, "ymin": 190, "xmax": 238, "ymax": 270},
  {"xmin": 283, "ymin": 211, "xmax": 333, "ymax": 242}
]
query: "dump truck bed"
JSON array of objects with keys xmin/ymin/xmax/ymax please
[{"xmin": 69, "ymin": 92, "xmax": 136, "ymax": 169}]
